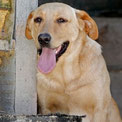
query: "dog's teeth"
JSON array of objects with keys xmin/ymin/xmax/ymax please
[
  {"xmin": 55, "ymin": 50, "xmax": 58, "ymax": 54},
  {"xmin": 55, "ymin": 49, "xmax": 58, "ymax": 54},
  {"xmin": 55, "ymin": 46, "xmax": 61, "ymax": 54}
]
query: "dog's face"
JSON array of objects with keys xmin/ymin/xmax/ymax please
[
  {"xmin": 26, "ymin": 3, "xmax": 80, "ymax": 48},
  {"xmin": 25, "ymin": 2, "xmax": 98, "ymax": 73}
]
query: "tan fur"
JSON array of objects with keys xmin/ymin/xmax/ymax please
[{"xmin": 25, "ymin": 3, "xmax": 122, "ymax": 122}]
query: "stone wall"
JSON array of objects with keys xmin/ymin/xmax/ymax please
[{"xmin": 96, "ymin": 18, "xmax": 122, "ymax": 116}]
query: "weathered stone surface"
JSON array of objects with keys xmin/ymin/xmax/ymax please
[
  {"xmin": 0, "ymin": 114, "xmax": 84, "ymax": 122},
  {"xmin": 0, "ymin": 0, "xmax": 15, "ymax": 49},
  {"xmin": 0, "ymin": 51, "xmax": 15, "ymax": 114},
  {"xmin": 15, "ymin": 0, "xmax": 38, "ymax": 115}
]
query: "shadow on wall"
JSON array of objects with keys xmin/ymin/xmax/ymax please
[{"xmin": 38, "ymin": 0, "xmax": 122, "ymax": 17}]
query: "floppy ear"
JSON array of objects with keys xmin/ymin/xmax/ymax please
[
  {"xmin": 25, "ymin": 11, "xmax": 33, "ymax": 39},
  {"xmin": 75, "ymin": 10, "xmax": 98, "ymax": 40}
]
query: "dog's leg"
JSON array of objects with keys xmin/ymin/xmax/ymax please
[
  {"xmin": 93, "ymin": 100, "xmax": 122, "ymax": 122},
  {"xmin": 93, "ymin": 109, "xmax": 108, "ymax": 122},
  {"xmin": 91, "ymin": 86, "xmax": 111, "ymax": 122}
]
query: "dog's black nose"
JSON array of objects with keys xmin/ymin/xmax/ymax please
[{"xmin": 38, "ymin": 33, "xmax": 51, "ymax": 45}]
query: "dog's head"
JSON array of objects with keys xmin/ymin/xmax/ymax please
[{"xmin": 25, "ymin": 2, "xmax": 98, "ymax": 74}]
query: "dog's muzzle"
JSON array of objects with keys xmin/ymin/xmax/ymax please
[{"xmin": 37, "ymin": 40, "xmax": 69, "ymax": 73}]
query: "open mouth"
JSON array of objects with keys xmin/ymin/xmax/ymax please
[
  {"xmin": 37, "ymin": 41, "xmax": 69, "ymax": 74},
  {"xmin": 56, "ymin": 41, "xmax": 69, "ymax": 61},
  {"xmin": 37, "ymin": 41, "xmax": 69, "ymax": 61}
]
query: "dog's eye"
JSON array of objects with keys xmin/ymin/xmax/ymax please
[
  {"xmin": 34, "ymin": 17, "xmax": 42, "ymax": 23},
  {"xmin": 57, "ymin": 18, "xmax": 68, "ymax": 23}
]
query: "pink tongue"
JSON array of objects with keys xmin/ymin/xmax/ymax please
[{"xmin": 38, "ymin": 48, "xmax": 56, "ymax": 74}]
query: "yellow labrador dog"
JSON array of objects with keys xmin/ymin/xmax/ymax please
[{"xmin": 25, "ymin": 2, "xmax": 121, "ymax": 122}]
